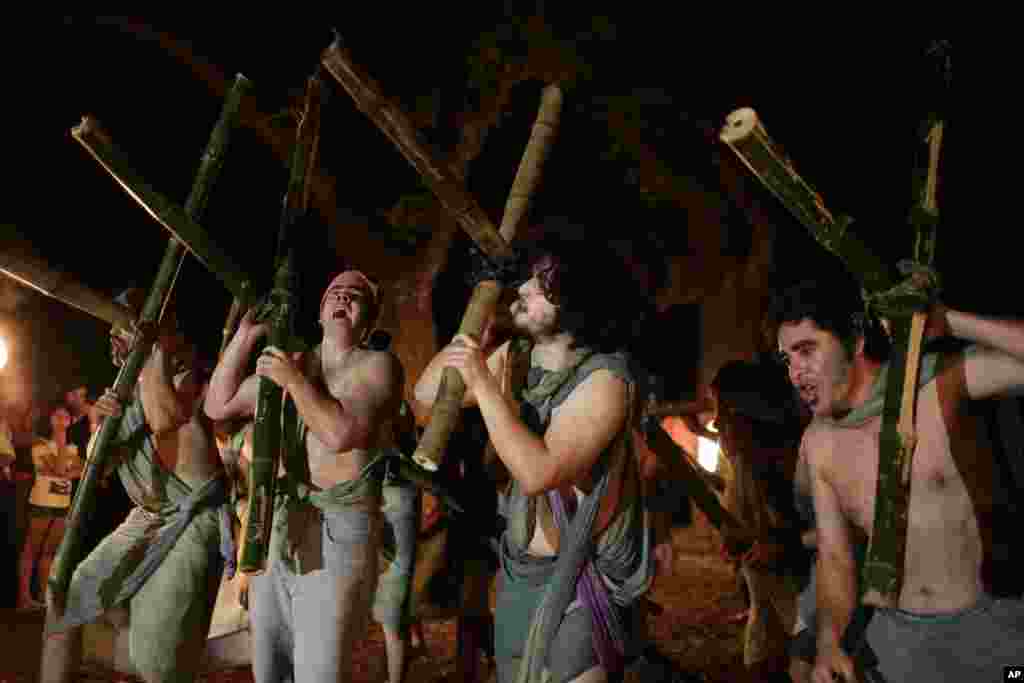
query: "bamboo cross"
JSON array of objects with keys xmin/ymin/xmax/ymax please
[
  {"xmin": 321, "ymin": 34, "xmax": 515, "ymax": 266},
  {"xmin": 412, "ymin": 84, "xmax": 563, "ymax": 470},
  {"xmin": 48, "ymin": 74, "xmax": 251, "ymax": 607},
  {"xmin": 321, "ymin": 33, "xmax": 563, "ymax": 470}
]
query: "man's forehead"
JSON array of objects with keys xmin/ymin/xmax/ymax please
[
  {"xmin": 777, "ymin": 318, "xmax": 826, "ymax": 348},
  {"xmin": 325, "ymin": 271, "xmax": 377, "ymax": 294},
  {"xmin": 328, "ymin": 280, "xmax": 370, "ymax": 293}
]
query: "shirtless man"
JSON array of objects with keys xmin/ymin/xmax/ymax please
[
  {"xmin": 771, "ymin": 277, "xmax": 1024, "ymax": 682},
  {"xmin": 415, "ymin": 236, "xmax": 654, "ymax": 683},
  {"xmin": 204, "ymin": 269, "xmax": 403, "ymax": 683},
  {"xmin": 41, "ymin": 289, "xmax": 230, "ymax": 683}
]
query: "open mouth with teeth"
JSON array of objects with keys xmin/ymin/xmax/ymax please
[{"xmin": 796, "ymin": 382, "xmax": 818, "ymax": 409}]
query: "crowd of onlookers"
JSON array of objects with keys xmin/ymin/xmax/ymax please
[{"xmin": 1, "ymin": 386, "xmax": 132, "ymax": 610}]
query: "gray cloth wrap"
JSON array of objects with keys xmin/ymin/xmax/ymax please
[
  {"xmin": 50, "ymin": 395, "xmax": 227, "ymax": 634},
  {"xmin": 497, "ymin": 348, "xmax": 654, "ymax": 683}
]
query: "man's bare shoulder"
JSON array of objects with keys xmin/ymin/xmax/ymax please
[
  {"xmin": 332, "ymin": 348, "xmax": 404, "ymax": 401},
  {"xmin": 800, "ymin": 419, "xmax": 842, "ymax": 469},
  {"xmin": 355, "ymin": 348, "xmax": 403, "ymax": 380}
]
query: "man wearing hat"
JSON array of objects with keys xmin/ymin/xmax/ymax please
[{"xmin": 205, "ymin": 269, "xmax": 404, "ymax": 683}]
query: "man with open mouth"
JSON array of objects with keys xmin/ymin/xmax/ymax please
[
  {"xmin": 770, "ymin": 274, "xmax": 1024, "ymax": 682},
  {"xmin": 205, "ymin": 269, "xmax": 404, "ymax": 683}
]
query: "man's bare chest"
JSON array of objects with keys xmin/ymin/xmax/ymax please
[{"xmin": 826, "ymin": 385, "xmax": 974, "ymax": 534}]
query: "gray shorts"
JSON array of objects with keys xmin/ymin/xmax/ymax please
[
  {"xmin": 866, "ymin": 594, "xmax": 1024, "ymax": 681},
  {"xmin": 250, "ymin": 504, "xmax": 379, "ymax": 683}
]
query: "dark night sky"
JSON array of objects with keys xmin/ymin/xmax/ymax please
[{"xmin": 1, "ymin": 20, "xmax": 966, "ymax": 413}]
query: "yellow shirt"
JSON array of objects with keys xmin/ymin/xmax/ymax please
[{"xmin": 29, "ymin": 439, "xmax": 81, "ymax": 508}]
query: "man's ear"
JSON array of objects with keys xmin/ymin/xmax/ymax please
[{"xmin": 855, "ymin": 335, "xmax": 866, "ymax": 359}]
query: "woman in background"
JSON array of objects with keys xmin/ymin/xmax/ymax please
[{"xmin": 18, "ymin": 403, "xmax": 83, "ymax": 609}]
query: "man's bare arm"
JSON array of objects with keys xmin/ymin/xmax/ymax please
[
  {"xmin": 139, "ymin": 345, "xmax": 198, "ymax": 435},
  {"xmin": 807, "ymin": 428, "xmax": 858, "ymax": 681},
  {"xmin": 474, "ymin": 367, "xmax": 627, "ymax": 496},
  {"xmin": 286, "ymin": 351, "xmax": 403, "ymax": 453},
  {"xmin": 944, "ymin": 309, "xmax": 1024, "ymax": 400},
  {"xmin": 205, "ymin": 313, "xmax": 266, "ymax": 421}
]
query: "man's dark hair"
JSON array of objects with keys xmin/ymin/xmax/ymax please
[
  {"xmin": 768, "ymin": 278, "xmax": 890, "ymax": 363},
  {"xmin": 523, "ymin": 226, "xmax": 651, "ymax": 353}
]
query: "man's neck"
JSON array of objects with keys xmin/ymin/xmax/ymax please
[
  {"xmin": 531, "ymin": 331, "xmax": 583, "ymax": 372},
  {"xmin": 844, "ymin": 358, "xmax": 883, "ymax": 412},
  {"xmin": 52, "ymin": 431, "xmax": 67, "ymax": 450},
  {"xmin": 319, "ymin": 332, "xmax": 362, "ymax": 374}
]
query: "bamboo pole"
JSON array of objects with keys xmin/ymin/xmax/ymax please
[
  {"xmin": 719, "ymin": 108, "xmax": 896, "ymax": 295},
  {"xmin": 70, "ymin": 116, "xmax": 251, "ymax": 301},
  {"xmin": 412, "ymin": 83, "xmax": 563, "ymax": 470},
  {"xmin": 239, "ymin": 72, "xmax": 322, "ymax": 575},
  {"xmin": 641, "ymin": 421, "xmax": 753, "ymax": 549},
  {"xmin": 320, "ymin": 34, "xmax": 515, "ymax": 266},
  {"xmin": 0, "ymin": 235, "xmax": 135, "ymax": 329},
  {"xmin": 48, "ymin": 74, "xmax": 250, "ymax": 607}
]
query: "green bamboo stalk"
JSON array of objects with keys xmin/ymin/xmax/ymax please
[
  {"xmin": 239, "ymin": 72, "xmax": 322, "ymax": 575},
  {"xmin": 719, "ymin": 108, "xmax": 895, "ymax": 296},
  {"xmin": 70, "ymin": 114, "xmax": 251, "ymax": 301},
  {"xmin": 861, "ymin": 116, "xmax": 944, "ymax": 604},
  {"xmin": 48, "ymin": 74, "xmax": 251, "ymax": 604}
]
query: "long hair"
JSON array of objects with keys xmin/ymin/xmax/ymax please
[{"xmin": 521, "ymin": 228, "xmax": 653, "ymax": 354}]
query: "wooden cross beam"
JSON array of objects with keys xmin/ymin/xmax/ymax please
[{"xmin": 47, "ymin": 75, "xmax": 251, "ymax": 608}]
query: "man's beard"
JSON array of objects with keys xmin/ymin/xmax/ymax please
[{"xmin": 510, "ymin": 301, "xmax": 558, "ymax": 339}]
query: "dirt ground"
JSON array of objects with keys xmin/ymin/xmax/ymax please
[{"xmin": 1, "ymin": 510, "xmax": 758, "ymax": 683}]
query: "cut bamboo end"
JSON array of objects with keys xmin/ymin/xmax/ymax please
[
  {"xmin": 720, "ymin": 107, "xmax": 760, "ymax": 145},
  {"xmin": 412, "ymin": 452, "xmax": 440, "ymax": 471},
  {"xmin": 71, "ymin": 115, "xmax": 111, "ymax": 146}
]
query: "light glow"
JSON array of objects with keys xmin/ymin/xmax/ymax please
[
  {"xmin": 706, "ymin": 418, "xmax": 718, "ymax": 433},
  {"xmin": 0, "ymin": 336, "xmax": 8, "ymax": 370},
  {"xmin": 697, "ymin": 435, "xmax": 720, "ymax": 472}
]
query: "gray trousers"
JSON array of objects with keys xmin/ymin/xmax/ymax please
[
  {"xmin": 866, "ymin": 594, "xmax": 1024, "ymax": 681},
  {"xmin": 250, "ymin": 504, "xmax": 379, "ymax": 683}
]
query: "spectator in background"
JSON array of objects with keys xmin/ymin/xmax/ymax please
[{"xmin": 18, "ymin": 403, "xmax": 83, "ymax": 609}]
